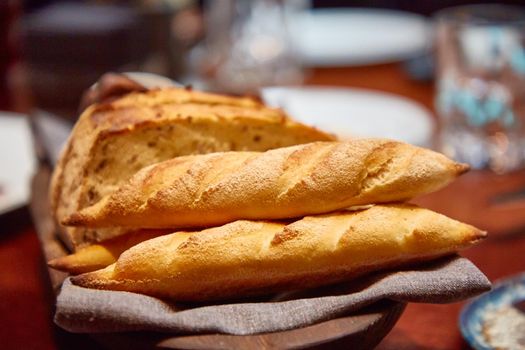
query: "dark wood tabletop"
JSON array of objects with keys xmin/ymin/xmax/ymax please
[{"xmin": 1, "ymin": 63, "xmax": 525, "ymax": 350}]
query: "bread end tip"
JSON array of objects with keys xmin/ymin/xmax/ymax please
[
  {"xmin": 474, "ymin": 229, "xmax": 488, "ymax": 240},
  {"xmin": 468, "ymin": 228, "xmax": 488, "ymax": 243},
  {"xmin": 71, "ymin": 271, "xmax": 100, "ymax": 288},
  {"xmin": 47, "ymin": 258, "xmax": 63, "ymax": 270},
  {"xmin": 70, "ymin": 264, "xmax": 116, "ymax": 289},
  {"xmin": 456, "ymin": 163, "xmax": 470, "ymax": 176},
  {"xmin": 61, "ymin": 213, "xmax": 83, "ymax": 227}
]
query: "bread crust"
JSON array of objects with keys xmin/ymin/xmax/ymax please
[
  {"xmin": 47, "ymin": 229, "xmax": 171, "ymax": 275},
  {"xmin": 64, "ymin": 139, "xmax": 469, "ymax": 229},
  {"xmin": 50, "ymin": 88, "xmax": 334, "ymax": 249},
  {"xmin": 71, "ymin": 204, "xmax": 485, "ymax": 301}
]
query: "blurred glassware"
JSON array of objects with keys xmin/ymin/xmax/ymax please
[
  {"xmin": 188, "ymin": 0, "xmax": 304, "ymax": 94},
  {"xmin": 435, "ymin": 5, "xmax": 525, "ymax": 173},
  {"xmin": 138, "ymin": 0, "xmax": 195, "ymax": 79}
]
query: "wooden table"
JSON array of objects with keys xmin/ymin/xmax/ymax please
[{"xmin": 1, "ymin": 63, "xmax": 525, "ymax": 349}]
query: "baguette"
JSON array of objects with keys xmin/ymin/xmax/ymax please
[
  {"xmin": 72, "ymin": 204, "xmax": 485, "ymax": 301},
  {"xmin": 64, "ymin": 139, "xmax": 468, "ymax": 229},
  {"xmin": 47, "ymin": 229, "xmax": 170, "ymax": 274},
  {"xmin": 51, "ymin": 87, "xmax": 334, "ymax": 249}
]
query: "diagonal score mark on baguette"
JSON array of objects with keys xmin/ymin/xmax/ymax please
[
  {"xmin": 63, "ymin": 139, "xmax": 469, "ymax": 229},
  {"xmin": 71, "ymin": 204, "xmax": 486, "ymax": 302},
  {"xmin": 360, "ymin": 142, "xmax": 399, "ymax": 193},
  {"xmin": 277, "ymin": 142, "xmax": 339, "ymax": 200},
  {"xmin": 190, "ymin": 153, "xmax": 259, "ymax": 208},
  {"xmin": 192, "ymin": 144, "xmax": 335, "ymax": 208}
]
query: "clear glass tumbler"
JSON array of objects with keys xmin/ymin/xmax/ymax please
[
  {"xmin": 435, "ymin": 5, "xmax": 525, "ymax": 173},
  {"xmin": 194, "ymin": 0, "xmax": 304, "ymax": 94}
]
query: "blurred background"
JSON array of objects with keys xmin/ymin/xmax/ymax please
[
  {"xmin": 3, "ymin": 0, "xmax": 525, "ymax": 163},
  {"xmin": 1, "ymin": 1, "xmax": 525, "ymax": 349},
  {"xmin": 2, "ymin": 0, "xmax": 524, "ymax": 111}
]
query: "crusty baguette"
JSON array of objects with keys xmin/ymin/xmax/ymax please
[
  {"xmin": 64, "ymin": 139, "xmax": 468, "ymax": 229},
  {"xmin": 47, "ymin": 229, "xmax": 170, "ymax": 275},
  {"xmin": 72, "ymin": 204, "xmax": 485, "ymax": 301},
  {"xmin": 51, "ymin": 87, "xmax": 334, "ymax": 249}
]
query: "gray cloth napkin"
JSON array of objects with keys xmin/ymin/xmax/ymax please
[{"xmin": 55, "ymin": 255, "xmax": 490, "ymax": 335}]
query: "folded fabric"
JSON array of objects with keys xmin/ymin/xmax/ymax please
[{"xmin": 55, "ymin": 255, "xmax": 490, "ymax": 335}]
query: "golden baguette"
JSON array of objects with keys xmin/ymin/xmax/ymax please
[
  {"xmin": 51, "ymin": 87, "xmax": 333, "ymax": 249},
  {"xmin": 64, "ymin": 139, "xmax": 468, "ymax": 229},
  {"xmin": 47, "ymin": 229, "xmax": 170, "ymax": 274},
  {"xmin": 72, "ymin": 204, "xmax": 485, "ymax": 301}
]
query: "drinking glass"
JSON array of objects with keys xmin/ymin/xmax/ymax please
[
  {"xmin": 435, "ymin": 5, "xmax": 525, "ymax": 173},
  {"xmin": 192, "ymin": 0, "xmax": 304, "ymax": 94}
]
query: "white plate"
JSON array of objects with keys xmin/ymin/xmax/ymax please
[
  {"xmin": 0, "ymin": 112, "xmax": 36, "ymax": 214},
  {"xmin": 289, "ymin": 8, "xmax": 430, "ymax": 66},
  {"xmin": 261, "ymin": 86, "xmax": 435, "ymax": 147}
]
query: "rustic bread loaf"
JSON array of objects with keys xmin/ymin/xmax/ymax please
[
  {"xmin": 64, "ymin": 139, "xmax": 468, "ymax": 229},
  {"xmin": 50, "ymin": 88, "xmax": 334, "ymax": 250},
  {"xmin": 72, "ymin": 204, "xmax": 485, "ymax": 301}
]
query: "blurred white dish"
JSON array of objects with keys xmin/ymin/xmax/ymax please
[
  {"xmin": 123, "ymin": 72, "xmax": 182, "ymax": 89},
  {"xmin": 89, "ymin": 72, "xmax": 181, "ymax": 90},
  {"xmin": 0, "ymin": 112, "xmax": 36, "ymax": 214},
  {"xmin": 289, "ymin": 8, "xmax": 430, "ymax": 66},
  {"xmin": 261, "ymin": 86, "xmax": 435, "ymax": 147}
]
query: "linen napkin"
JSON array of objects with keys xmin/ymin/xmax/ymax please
[{"xmin": 55, "ymin": 255, "xmax": 490, "ymax": 335}]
